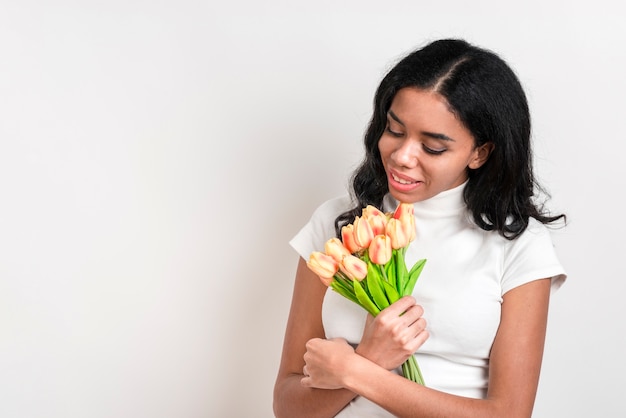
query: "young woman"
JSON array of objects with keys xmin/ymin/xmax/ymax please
[{"xmin": 273, "ymin": 38, "xmax": 566, "ymax": 418}]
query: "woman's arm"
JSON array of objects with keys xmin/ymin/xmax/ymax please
[
  {"xmin": 274, "ymin": 257, "xmax": 431, "ymax": 417},
  {"xmin": 301, "ymin": 278, "xmax": 552, "ymax": 418},
  {"xmin": 273, "ymin": 258, "xmax": 359, "ymax": 418}
]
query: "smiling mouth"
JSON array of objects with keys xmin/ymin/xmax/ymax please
[{"xmin": 392, "ymin": 173, "xmax": 418, "ymax": 185}]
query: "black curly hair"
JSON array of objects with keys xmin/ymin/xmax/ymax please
[{"xmin": 335, "ymin": 39, "xmax": 565, "ymax": 240}]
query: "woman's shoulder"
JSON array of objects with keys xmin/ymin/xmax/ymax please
[
  {"xmin": 499, "ymin": 217, "xmax": 565, "ymax": 268},
  {"xmin": 290, "ymin": 194, "xmax": 355, "ymax": 258},
  {"xmin": 499, "ymin": 217, "xmax": 567, "ymax": 293},
  {"xmin": 308, "ymin": 194, "xmax": 355, "ymax": 221},
  {"xmin": 516, "ymin": 217, "xmax": 556, "ymax": 242}
]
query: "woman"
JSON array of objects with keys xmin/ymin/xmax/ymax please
[{"xmin": 273, "ymin": 38, "xmax": 566, "ymax": 417}]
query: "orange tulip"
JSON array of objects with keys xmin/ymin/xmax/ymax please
[
  {"xmin": 362, "ymin": 205, "xmax": 388, "ymax": 236},
  {"xmin": 341, "ymin": 224, "xmax": 361, "ymax": 254},
  {"xmin": 386, "ymin": 218, "xmax": 410, "ymax": 249},
  {"xmin": 307, "ymin": 251, "xmax": 338, "ymax": 286},
  {"xmin": 340, "ymin": 254, "xmax": 368, "ymax": 281},
  {"xmin": 353, "ymin": 216, "xmax": 374, "ymax": 249},
  {"xmin": 369, "ymin": 234, "xmax": 392, "ymax": 265},
  {"xmin": 324, "ymin": 237, "xmax": 351, "ymax": 263}
]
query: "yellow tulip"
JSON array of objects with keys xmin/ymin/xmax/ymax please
[
  {"xmin": 353, "ymin": 216, "xmax": 374, "ymax": 249},
  {"xmin": 405, "ymin": 212, "xmax": 416, "ymax": 242},
  {"xmin": 340, "ymin": 254, "xmax": 368, "ymax": 281},
  {"xmin": 386, "ymin": 218, "xmax": 410, "ymax": 249},
  {"xmin": 362, "ymin": 205, "xmax": 388, "ymax": 236},
  {"xmin": 341, "ymin": 224, "xmax": 361, "ymax": 254},
  {"xmin": 324, "ymin": 237, "xmax": 351, "ymax": 263},
  {"xmin": 393, "ymin": 202, "xmax": 414, "ymax": 220},
  {"xmin": 393, "ymin": 202, "xmax": 416, "ymax": 243},
  {"xmin": 368, "ymin": 234, "xmax": 392, "ymax": 265},
  {"xmin": 307, "ymin": 251, "xmax": 338, "ymax": 286}
]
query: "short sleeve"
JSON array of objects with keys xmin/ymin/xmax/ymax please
[
  {"xmin": 501, "ymin": 219, "xmax": 567, "ymax": 295},
  {"xmin": 289, "ymin": 195, "xmax": 353, "ymax": 260}
]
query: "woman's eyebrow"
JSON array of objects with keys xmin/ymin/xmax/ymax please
[
  {"xmin": 387, "ymin": 110, "xmax": 405, "ymax": 126},
  {"xmin": 388, "ymin": 109, "xmax": 455, "ymax": 142},
  {"xmin": 423, "ymin": 132, "xmax": 455, "ymax": 142}
]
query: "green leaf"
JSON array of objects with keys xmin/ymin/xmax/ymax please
[
  {"xmin": 353, "ymin": 279, "xmax": 380, "ymax": 316},
  {"xmin": 404, "ymin": 259, "xmax": 427, "ymax": 295},
  {"xmin": 395, "ymin": 249, "xmax": 409, "ymax": 294},
  {"xmin": 366, "ymin": 263, "xmax": 390, "ymax": 310},
  {"xmin": 366, "ymin": 259, "xmax": 383, "ymax": 282},
  {"xmin": 384, "ymin": 258, "xmax": 396, "ymax": 288},
  {"xmin": 381, "ymin": 280, "xmax": 401, "ymax": 304},
  {"xmin": 330, "ymin": 279, "xmax": 358, "ymax": 304}
]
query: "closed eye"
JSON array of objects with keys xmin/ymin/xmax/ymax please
[
  {"xmin": 423, "ymin": 145, "xmax": 446, "ymax": 155},
  {"xmin": 385, "ymin": 126, "xmax": 404, "ymax": 137}
]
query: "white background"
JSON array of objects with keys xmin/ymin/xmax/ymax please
[{"xmin": 0, "ymin": 1, "xmax": 623, "ymax": 417}]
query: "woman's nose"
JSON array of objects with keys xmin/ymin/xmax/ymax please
[{"xmin": 392, "ymin": 140, "xmax": 419, "ymax": 168}]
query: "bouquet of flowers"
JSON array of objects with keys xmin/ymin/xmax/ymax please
[{"xmin": 306, "ymin": 202, "xmax": 426, "ymax": 385}]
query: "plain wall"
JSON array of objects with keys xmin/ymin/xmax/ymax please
[{"xmin": 1, "ymin": 1, "xmax": 623, "ymax": 417}]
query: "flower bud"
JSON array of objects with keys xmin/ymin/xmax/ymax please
[
  {"xmin": 307, "ymin": 252, "xmax": 338, "ymax": 286},
  {"xmin": 368, "ymin": 234, "xmax": 392, "ymax": 265},
  {"xmin": 393, "ymin": 202, "xmax": 414, "ymax": 220},
  {"xmin": 340, "ymin": 254, "xmax": 368, "ymax": 281},
  {"xmin": 393, "ymin": 202, "xmax": 416, "ymax": 243},
  {"xmin": 353, "ymin": 216, "xmax": 374, "ymax": 249},
  {"xmin": 405, "ymin": 213, "xmax": 416, "ymax": 243},
  {"xmin": 386, "ymin": 218, "xmax": 410, "ymax": 249},
  {"xmin": 324, "ymin": 237, "xmax": 351, "ymax": 263},
  {"xmin": 341, "ymin": 224, "xmax": 361, "ymax": 254},
  {"xmin": 362, "ymin": 205, "xmax": 388, "ymax": 236}
]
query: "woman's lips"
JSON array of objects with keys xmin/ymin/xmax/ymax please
[
  {"xmin": 389, "ymin": 171, "xmax": 422, "ymax": 192},
  {"xmin": 391, "ymin": 172, "xmax": 418, "ymax": 185}
]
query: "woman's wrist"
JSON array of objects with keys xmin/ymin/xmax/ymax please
[{"xmin": 340, "ymin": 352, "xmax": 380, "ymax": 394}]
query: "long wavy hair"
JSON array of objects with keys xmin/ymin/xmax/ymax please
[{"xmin": 335, "ymin": 39, "xmax": 565, "ymax": 240}]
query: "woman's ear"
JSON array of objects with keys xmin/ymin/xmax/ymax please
[{"xmin": 468, "ymin": 142, "xmax": 494, "ymax": 169}]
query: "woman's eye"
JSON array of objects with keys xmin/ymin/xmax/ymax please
[
  {"xmin": 423, "ymin": 145, "xmax": 446, "ymax": 155},
  {"xmin": 386, "ymin": 126, "xmax": 403, "ymax": 137}
]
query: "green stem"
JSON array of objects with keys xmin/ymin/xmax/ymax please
[
  {"xmin": 380, "ymin": 263, "xmax": 388, "ymax": 282},
  {"xmin": 401, "ymin": 355, "xmax": 425, "ymax": 386}
]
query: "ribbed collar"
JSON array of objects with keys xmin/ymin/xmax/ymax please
[{"xmin": 383, "ymin": 181, "xmax": 467, "ymax": 219}]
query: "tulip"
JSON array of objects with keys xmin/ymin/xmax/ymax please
[
  {"xmin": 340, "ymin": 254, "xmax": 368, "ymax": 281},
  {"xmin": 386, "ymin": 218, "xmax": 410, "ymax": 249},
  {"xmin": 307, "ymin": 251, "xmax": 339, "ymax": 286},
  {"xmin": 341, "ymin": 224, "xmax": 362, "ymax": 254},
  {"xmin": 325, "ymin": 237, "xmax": 351, "ymax": 263},
  {"xmin": 353, "ymin": 216, "xmax": 374, "ymax": 249},
  {"xmin": 405, "ymin": 213, "xmax": 416, "ymax": 242},
  {"xmin": 393, "ymin": 202, "xmax": 416, "ymax": 243},
  {"xmin": 362, "ymin": 205, "xmax": 388, "ymax": 236},
  {"xmin": 368, "ymin": 234, "xmax": 392, "ymax": 265},
  {"xmin": 393, "ymin": 202, "xmax": 414, "ymax": 220}
]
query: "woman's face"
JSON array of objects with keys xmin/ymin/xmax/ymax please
[{"xmin": 378, "ymin": 87, "xmax": 492, "ymax": 204}]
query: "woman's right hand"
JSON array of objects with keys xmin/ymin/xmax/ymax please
[{"xmin": 355, "ymin": 295, "xmax": 429, "ymax": 370}]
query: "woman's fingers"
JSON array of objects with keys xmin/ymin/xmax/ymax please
[{"xmin": 378, "ymin": 296, "xmax": 424, "ymax": 329}]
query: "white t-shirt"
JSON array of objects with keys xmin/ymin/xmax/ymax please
[{"xmin": 289, "ymin": 182, "xmax": 566, "ymax": 417}]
